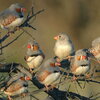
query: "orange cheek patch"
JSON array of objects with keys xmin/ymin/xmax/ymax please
[
  {"xmin": 77, "ymin": 56, "xmax": 81, "ymax": 60},
  {"xmin": 16, "ymin": 8, "xmax": 21, "ymax": 12},
  {"xmin": 20, "ymin": 77, "xmax": 25, "ymax": 81},
  {"xmin": 50, "ymin": 63, "xmax": 55, "ymax": 67},
  {"xmin": 33, "ymin": 45, "xmax": 39, "ymax": 50}
]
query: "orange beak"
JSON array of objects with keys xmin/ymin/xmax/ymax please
[{"xmin": 54, "ymin": 36, "xmax": 59, "ymax": 40}]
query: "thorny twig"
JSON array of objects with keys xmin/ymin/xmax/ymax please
[
  {"xmin": 0, "ymin": 8, "xmax": 44, "ymax": 51},
  {"xmin": 0, "ymin": 63, "xmax": 99, "ymax": 100}
]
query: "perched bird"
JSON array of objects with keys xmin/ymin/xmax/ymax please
[
  {"xmin": 0, "ymin": 3, "xmax": 26, "ymax": 32},
  {"xmin": 54, "ymin": 33, "xmax": 74, "ymax": 61},
  {"xmin": 89, "ymin": 37, "xmax": 100, "ymax": 63},
  {"xmin": 1, "ymin": 72, "xmax": 31, "ymax": 100},
  {"xmin": 24, "ymin": 40, "xmax": 45, "ymax": 72},
  {"xmin": 70, "ymin": 49, "xmax": 90, "ymax": 77},
  {"xmin": 36, "ymin": 58, "xmax": 61, "ymax": 90}
]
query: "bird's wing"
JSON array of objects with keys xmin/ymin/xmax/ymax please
[
  {"xmin": 5, "ymin": 79, "xmax": 25, "ymax": 93},
  {"xmin": 0, "ymin": 9, "xmax": 19, "ymax": 26},
  {"xmin": 37, "ymin": 70, "xmax": 52, "ymax": 82}
]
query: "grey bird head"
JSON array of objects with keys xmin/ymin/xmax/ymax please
[
  {"xmin": 92, "ymin": 37, "xmax": 100, "ymax": 47},
  {"xmin": 89, "ymin": 37, "xmax": 100, "ymax": 61},
  {"xmin": 54, "ymin": 33, "xmax": 71, "ymax": 42},
  {"xmin": 9, "ymin": 3, "xmax": 26, "ymax": 17},
  {"xmin": 72, "ymin": 49, "xmax": 90, "ymax": 66},
  {"xmin": 27, "ymin": 40, "xmax": 43, "ymax": 56}
]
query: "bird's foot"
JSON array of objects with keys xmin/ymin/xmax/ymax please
[
  {"xmin": 29, "ymin": 68, "xmax": 34, "ymax": 73},
  {"xmin": 66, "ymin": 56, "xmax": 73, "ymax": 60},
  {"xmin": 45, "ymin": 85, "xmax": 50, "ymax": 92},
  {"xmin": 14, "ymin": 26, "xmax": 21, "ymax": 31},
  {"xmin": 8, "ymin": 95, "xmax": 13, "ymax": 100},
  {"xmin": 85, "ymin": 74, "xmax": 91, "ymax": 79},
  {"xmin": 7, "ymin": 31, "xmax": 15, "ymax": 36},
  {"xmin": 50, "ymin": 84, "xmax": 56, "ymax": 90},
  {"xmin": 21, "ymin": 93, "xmax": 27, "ymax": 97},
  {"xmin": 72, "ymin": 76, "xmax": 78, "ymax": 81}
]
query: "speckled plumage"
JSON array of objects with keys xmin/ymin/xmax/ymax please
[
  {"xmin": 1, "ymin": 72, "xmax": 30, "ymax": 99},
  {"xmin": 36, "ymin": 58, "xmax": 61, "ymax": 86},
  {"xmin": 0, "ymin": 3, "xmax": 25, "ymax": 29}
]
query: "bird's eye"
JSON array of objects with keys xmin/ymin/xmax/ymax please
[{"xmin": 59, "ymin": 35, "xmax": 61, "ymax": 38}]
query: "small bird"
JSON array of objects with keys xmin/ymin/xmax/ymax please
[
  {"xmin": 54, "ymin": 33, "xmax": 74, "ymax": 61},
  {"xmin": 1, "ymin": 72, "xmax": 31, "ymax": 100},
  {"xmin": 89, "ymin": 37, "xmax": 100, "ymax": 63},
  {"xmin": 36, "ymin": 57, "xmax": 61, "ymax": 90},
  {"xmin": 0, "ymin": 3, "xmax": 26, "ymax": 33},
  {"xmin": 24, "ymin": 40, "xmax": 45, "ymax": 72},
  {"xmin": 70, "ymin": 49, "xmax": 90, "ymax": 78}
]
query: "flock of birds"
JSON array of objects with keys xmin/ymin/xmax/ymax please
[{"xmin": 0, "ymin": 3, "xmax": 100, "ymax": 100}]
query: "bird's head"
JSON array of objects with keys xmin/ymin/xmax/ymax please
[
  {"xmin": 54, "ymin": 33, "xmax": 70, "ymax": 41},
  {"xmin": 27, "ymin": 40, "xmax": 39, "ymax": 51},
  {"xmin": 9, "ymin": 3, "xmax": 26, "ymax": 13}
]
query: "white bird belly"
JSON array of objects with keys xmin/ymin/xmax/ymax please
[
  {"xmin": 27, "ymin": 56, "xmax": 43, "ymax": 69},
  {"xmin": 42, "ymin": 72, "xmax": 60, "ymax": 86},
  {"xmin": 73, "ymin": 66, "xmax": 89, "ymax": 75},
  {"xmin": 54, "ymin": 45, "xmax": 73, "ymax": 59}
]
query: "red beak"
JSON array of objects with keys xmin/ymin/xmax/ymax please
[
  {"xmin": 27, "ymin": 44, "xmax": 31, "ymax": 48},
  {"xmin": 82, "ymin": 56, "xmax": 87, "ymax": 60},
  {"xmin": 21, "ymin": 8, "xmax": 26, "ymax": 12},
  {"xmin": 25, "ymin": 76, "xmax": 31, "ymax": 80}
]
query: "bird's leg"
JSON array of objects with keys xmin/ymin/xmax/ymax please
[
  {"xmin": 21, "ymin": 93, "xmax": 27, "ymax": 97},
  {"xmin": 14, "ymin": 26, "xmax": 21, "ymax": 31},
  {"xmin": 50, "ymin": 84, "xmax": 57, "ymax": 90},
  {"xmin": 66, "ymin": 56, "xmax": 74, "ymax": 60},
  {"xmin": 8, "ymin": 95, "xmax": 13, "ymax": 100},
  {"xmin": 85, "ymin": 73, "xmax": 91, "ymax": 79},
  {"xmin": 29, "ymin": 68, "xmax": 34, "ymax": 73},
  {"xmin": 56, "ymin": 57, "xmax": 61, "ymax": 62},
  {"xmin": 45, "ymin": 85, "xmax": 50, "ymax": 92},
  {"xmin": 7, "ymin": 29, "xmax": 14, "ymax": 36},
  {"xmin": 72, "ymin": 75, "xmax": 78, "ymax": 81}
]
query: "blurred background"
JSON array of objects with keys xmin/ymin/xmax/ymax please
[
  {"xmin": 0, "ymin": 0, "xmax": 100, "ymax": 63},
  {"xmin": 0, "ymin": 0, "xmax": 100, "ymax": 99}
]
